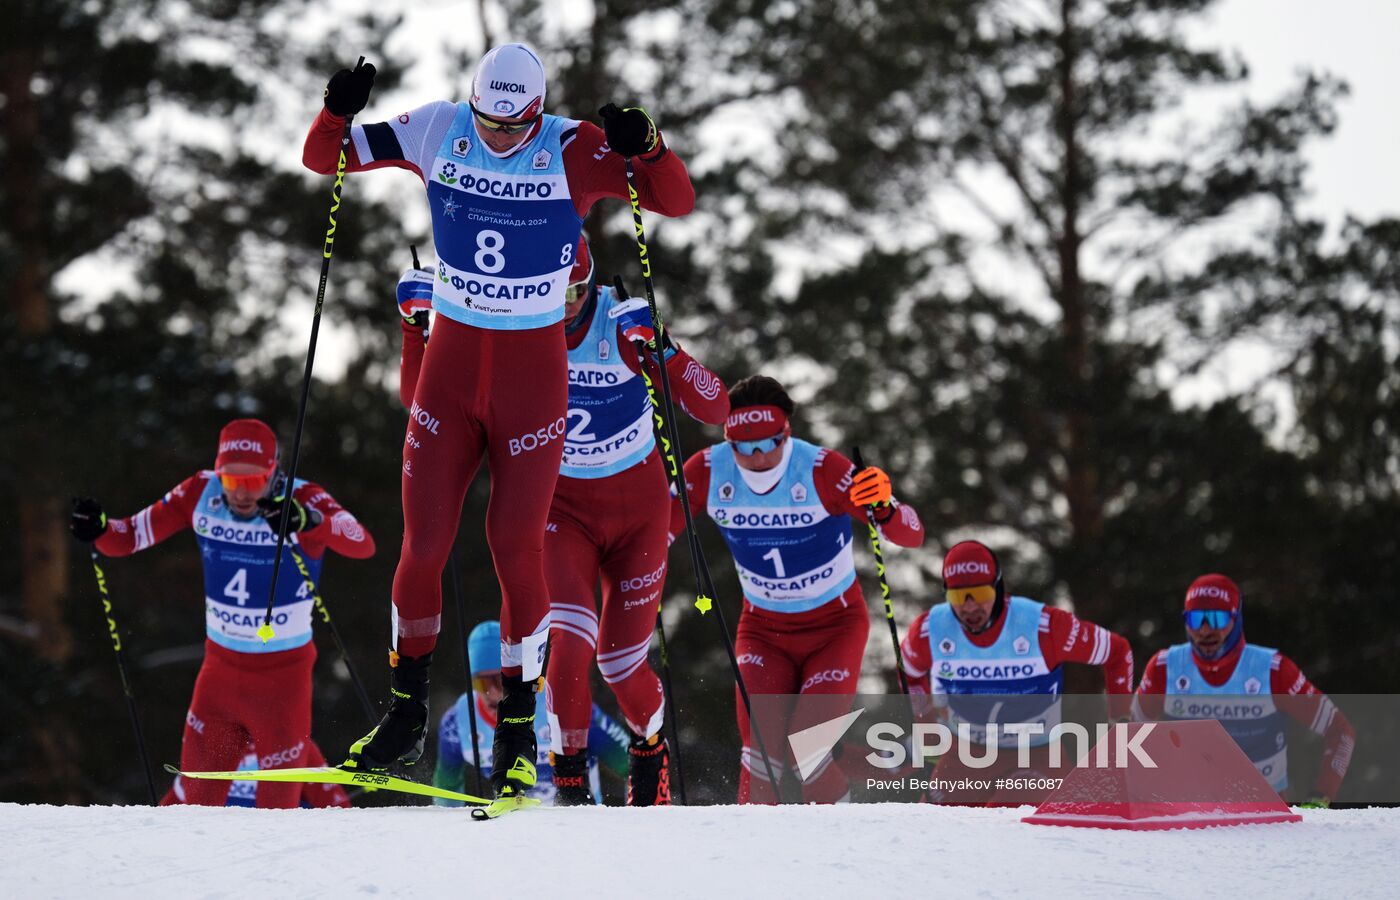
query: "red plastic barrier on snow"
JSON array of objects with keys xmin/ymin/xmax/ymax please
[{"xmin": 1022, "ymin": 719, "xmax": 1302, "ymax": 830}]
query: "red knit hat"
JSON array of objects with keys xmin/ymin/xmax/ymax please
[
  {"xmin": 1184, "ymin": 573, "xmax": 1241, "ymax": 615},
  {"xmin": 942, "ymin": 541, "xmax": 999, "ymax": 589},
  {"xmin": 214, "ymin": 419, "xmax": 278, "ymax": 471},
  {"xmin": 724, "ymin": 405, "xmax": 788, "ymax": 441}
]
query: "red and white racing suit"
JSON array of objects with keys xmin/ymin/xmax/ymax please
[
  {"xmin": 94, "ymin": 472, "xmax": 374, "ymax": 807},
  {"xmin": 305, "ymin": 103, "xmax": 694, "ymax": 676},
  {"xmin": 672, "ymin": 445, "xmax": 924, "ymax": 802}
]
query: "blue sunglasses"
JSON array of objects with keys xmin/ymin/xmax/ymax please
[
  {"xmin": 1183, "ymin": 609, "xmax": 1234, "ymax": 630},
  {"xmin": 730, "ymin": 433, "xmax": 787, "ymax": 456}
]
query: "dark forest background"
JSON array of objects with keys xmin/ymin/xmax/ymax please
[{"xmin": 2, "ymin": 0, "xmax": 1397, "ymax": 804}]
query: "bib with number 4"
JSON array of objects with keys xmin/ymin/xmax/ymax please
[{"xmin": 193, "ymin": 474, "xmax": 321, "ymax": 653}]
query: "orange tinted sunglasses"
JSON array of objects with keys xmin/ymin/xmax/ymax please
[
  {"xmin": 945, "ymin": 584, "xmax": 997, "ymax": 606},
  {"xmin": 218, "ymin": 467, "xmax": 275, "ymax": 493}
]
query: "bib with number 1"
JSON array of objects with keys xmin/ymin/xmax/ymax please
[{"xmin": 707, "ymin": 438, "xmax": 857, "ymax": 613}]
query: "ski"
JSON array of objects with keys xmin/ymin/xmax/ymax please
[
  {"xmin": 164, "ymin": 764, "xmax": 490, "ymax": 806},
  {"xmin": 470, "ymin": 795, "xmax": 542, "ymax": 820}
]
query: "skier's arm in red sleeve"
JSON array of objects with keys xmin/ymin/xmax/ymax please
[
  {"xmin": 1040, "ymin": 606, "xmax": 1135, "ymax": 718},
  {"xmin": 813, "ymin": 449, "xmax": 925, "ymax": 548},
  {"xmin": 1270, "ymin": 653, "xmax": 1356, "ymax": 802},
  {"xmin": 1131, "ymin": 650, "xmax": 1169, "ymax": 721},
  {"xmin": 292, "ymin": 482, "xmax": 376, "ymax": 561},
  {"xmin": 899, "ymin": 610, "xmax": 934, "ymax": 695},
  {"xmin": 620, "ymin": 336, "xmax": 730, "ymax": 425},
  {"xmin": 668, "ymin": 450, "xmax": 711, "ymax": 547},
  {"xmin": 303, "ymin": 101, "xmax": 457, "ymax": 178},
  {"xmin": 400, "ymin": 318, "xmax": 428, "ymax": 409},
  {"xmin": 563, "ymin": 120, "xmax": 695, "ymax": 218},
  {"xmin": 93, "ymin": 473, "xmax": 206, "ymax": 557},
  {"xmin": 303, "ymin": 109, "xmax": 413, "ymax": 175}
]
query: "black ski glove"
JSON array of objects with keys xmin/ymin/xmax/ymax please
[
  {"xmin": 599, "ymin": 103, "xmax": 660, "ymax": 158},
  {"xmin": 324, "ymin": 61, "xmax": 377, "ymax": 118},
  {"xmin": 257, "ymin": 495, "xmax": 322, "ymax": 533},
  {"xmin": 71, "ymin": 497, "xmax": 108, "ymax": 543}
]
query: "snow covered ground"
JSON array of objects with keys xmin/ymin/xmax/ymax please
[{"xmin": 2, "ymin": 802, "xmax": 1394, "ymax": 898}]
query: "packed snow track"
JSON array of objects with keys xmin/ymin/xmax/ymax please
[{"xmin": 2, "ymin": 802, "xmax": 1394, "ymax": 898}]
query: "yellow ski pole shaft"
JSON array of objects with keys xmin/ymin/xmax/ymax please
[
  {"xmin": 88, "ymin": 549, "xmax": 159, "ymax": 804},
  {"xmin": 619, "ymin": 169, "xmax": 782, "ymax": 792},
  {"xmin": 852, "ymin": 446, "xmax": 910, "ymax": 694}
]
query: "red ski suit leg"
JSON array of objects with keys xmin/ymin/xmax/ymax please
[
  {"xmin": 168, "ymin": 641, "xmax": 315, "ymax": 808},
  {"xmin": 545, "ymin": 452, "xmax": 669, "ymax": 751},
  {"xmin": 735, "ymin": 590, "xmax": 869, "ymax": 804},
  {"xmin": 393, "ymin": 317, "xmax": 566, "ymax": 678}
]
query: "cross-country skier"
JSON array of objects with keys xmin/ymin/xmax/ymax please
[
  {"xmin": 1134, "ymin": 573, "xmax": 1355, "ymax": 805},
  {"xmin": 433, "ymin": 621, "xmax": 630, "ymax": 807},
  {"xmin": 70, "ymin": 418, "xmax": 375, "ymax": 808},
  {"xmin": 898, "ymin": 540, "xmax": 1133, "ymax": 804},
  {"xmin": 303, "ymin": 43, "xmax": 695, "ymax": 805},
  {"xmin": 670, "ymin": 375, "xmax": 925, "ymax": 802},
  {"xmin": 398, "ymin": 236, "xmax": 727, "ymax": 805}
]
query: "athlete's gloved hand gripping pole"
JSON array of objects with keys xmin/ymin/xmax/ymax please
[
  {"xmin": 612, "ymin": 279, "xmax": 690, "ymax": 806},
  {"xmin": 70, "ymin": 498, "xmax": 159, "ymax": 805},
  {"xmin": 259, "ymin": 56, "xmax": 372, "ymax": 645},
  {"xmin": 851, "ymin": 447, "xmax": 909, "ymax": 694},
  {"xmin": 615, "ymin": 117, "xmax": 782, "ymax": 792}
]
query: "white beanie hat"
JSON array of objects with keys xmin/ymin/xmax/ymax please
[{"xmin": 471, "ymin": 43, "xmax": 546, "ymax": 118}]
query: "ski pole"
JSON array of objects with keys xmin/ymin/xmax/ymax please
[
  {"xmin": 620, "ymin": 165, "xmax": 782, "ymax": 793},
  {"xmin": 258, "ymin": 56, "xmax": 366, "ymax": 644},
  {"xmin": 447, "ymin": 546, "xmax": 485, "ymax": 794},
  {"xmin": 87, "ymin": 549, "xmax": 158, "ymax": 805},
  {"xmin": 852, "ymin": 447, "xmax": 909, "ymax": 694},
  {"xmin": 615, "ymin": 279, "xmax": 689, "ymax": 804},
  {"xmin": 288, "ymin": 543, "xmax": 378, "ymax": 725}
]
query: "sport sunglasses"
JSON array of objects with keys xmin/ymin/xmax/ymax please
[
  {"xmin": 729, "ymin": 432, "xmax": 787, "ymax": 456},
  {"xmin": 1184, "ymin": 609, "xmax": 1234, "ymax": 630},
  {"xmin": 218, "ymin": 466, "xmax": 276, "ymax": 494},
  {"xmin": 945, "ymin": 584, "xmax": 997, "ymax": 606},
  {"xmin": 471, "ymin": 106, "xmax": 540, "ymax": 135},
  {"xmin": 565, "ymin": 279, "xmax": 590, "ymax": 302}
]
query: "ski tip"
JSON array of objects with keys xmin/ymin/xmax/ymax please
[{"xmin": 470, "ymin": 796, "xmax": 541, "ymax": 820}]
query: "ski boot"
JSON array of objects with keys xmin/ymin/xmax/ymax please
[
  {"xmin": 550, "ymin": 750, "xmax": 592, "ymax": 806},
  {"xmin": 342, "ymin": 651, "xmax": 431, "ymax": 771},
  {"xmin": 626, "ymin": 733, "xmax": 671, "ymax": 806},
  {"xmin": 490, "ymin": 676, "xmax": 539, "ymax": 799}
]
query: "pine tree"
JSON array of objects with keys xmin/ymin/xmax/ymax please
[
  {"xmin": 0, "ymin": 0, "xmax": 409, "ymax": 801},
  {"xmin": 641, "ymin": 0, "xmax": 1369, "ymax": 651}
]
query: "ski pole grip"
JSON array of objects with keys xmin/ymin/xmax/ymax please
[
  {"xmin": 852, "ymin": 446, "xmax": 866, "ymax": 473},
  {"xmin": 410, "ymin": 244, "xmax": 421, "ymax": 269},
  {"xmin": 613, "ymin": 275, "xmax": 629, "ymax": 299}
]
